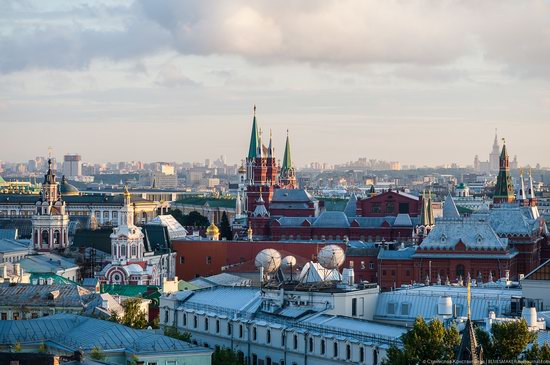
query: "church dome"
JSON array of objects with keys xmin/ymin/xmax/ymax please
[
  {"xmin": 60, "ymin": 176, "xmax": 79, "ymax": 196},
  {"xmin": 206, "ymin": 222, "xmax": 219, "ymax": 236},
  {"xmin": 238, "ymin": 165, "xmax": 246, "ymax": 174}
]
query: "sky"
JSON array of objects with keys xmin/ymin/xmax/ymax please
[{"xmin": 1, "ymin": 0, "xmax": 549, "ymax": 168}]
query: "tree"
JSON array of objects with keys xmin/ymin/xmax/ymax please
[
  {"xmin": 90, "ymin": 347, "xmax": 106, "ymax": 360},
  {"xmin": 219, "ymin": 211, "xmax": 232, "ymax": 240},
  {"xmin": 212, "ymin": 347, "xmax": 246, "ymax": 365},
  {"xmin": 14, "ymin": 341, "xmax": 21, "ymax": 352},
  {"xmin": 186, "ymin": 211, "xmax": 209, "ymax": 226},
  {"xmin": 38, "ymin": 342, "xmax": 47, "ymax": 353},
  {"xmin": 163, "ymin": 326, "xmax": 192, "ymax": 342},
  {"xmin": 476, "ymin": 319, "xmax": 537, "ymax": 360},
  {"xmin": 382, "ymin": 317, "xmax": 460, "ymax": 365},
  {"xmin": 109, "ymin": 298, "xmax": 148, "ymax": 329},
  {"xmin": 523, "ymin": 342, "xmax": 550, "ymax": 363}
]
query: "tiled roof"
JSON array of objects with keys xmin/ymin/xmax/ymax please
[
  {"xmin": 421, "ymin": 218, "xmax": 507, "ymax": 250},
  {"xmin": 271, "ymin": 189, "xmax": 316, "ymax": 203},
  {"xmin": 443, "ymin": 194, "xmax": 461, "ymax": 219},
  {"xmin": 312, "ymin": 211, "xmax": 350, "ymax": 228}
]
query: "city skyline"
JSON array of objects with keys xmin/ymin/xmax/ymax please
[{"xmin": 1, "ymin": 0, "xmax": 549, "ymax": 166}]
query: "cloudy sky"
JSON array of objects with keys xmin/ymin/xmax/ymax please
[{"xmin": 1, "ymin": 0, "xmax": 549, "ymax": 167}]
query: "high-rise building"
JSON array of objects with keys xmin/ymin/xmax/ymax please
[{"xmin": 63, "ymin": 154, "xmax": 82, "ymax": 178}]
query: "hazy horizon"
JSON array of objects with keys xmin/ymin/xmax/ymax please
[{"xmin": 1, "ymin": 0, "xmax": 549, "ymax": 167}]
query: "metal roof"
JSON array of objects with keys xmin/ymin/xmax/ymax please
[
  {"xmin": 378, "ymin": 247, "xmax": 416, "ymax": 260},
  {"xmin": 19, "ymin": 253, "xmax": 79, "ymax": 274},
  {"xmin": 0, "ymin": 283, "xmax": 92, "ymax": 308},
  {"xmin": 0, "ymin": 239, "xmax": 30, "ymax": 254},
  {"xmin": 0, "ymin": 314, "xmax": 211, "ymax": 355}
]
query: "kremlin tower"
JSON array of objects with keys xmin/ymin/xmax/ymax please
[
  {"xmin": 279, "ymin": 130, "xmax": 297, "ymax": 189},
  {"xmin": 493, "ymin": 140, "xmax": 515, "ymax": 204}
]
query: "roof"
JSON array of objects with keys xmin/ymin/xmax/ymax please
[
  {"xmin": 281, "ymin": 133, "xmax": 293, "ymax": 170},
  {"xmin": 19, "ymin": 253, "xmax": 79, "ymax": 274},
  {"xmin": 393, "ymin": 213, "xmax": 413, "ymax": 226},
  {"xmin": 271, "ymin": 189, "xmax": 316, "ymax": 203},
  {"xmin": 0, "ymin": 238, "xmax": 30, "ymax": 254},
  {"xmin": 523, "ymin": 259, "xmax": 550, "ymax": 281},
  {"xmin": 0, "ymin": 314, "xmax": 212, "ymax": 355},
  {"xmin": 312, "ymin": 211, "xmax": 350, "ymax": 228},
  {"xmin": 303, "ymin": 314, "xmax": 405, "ymax": 339},
  {"xmin": 0, "ymin": 228, "xmax": 18, "ymax": 240},
  {"xmin": 0, "ymin": 193, "xmax": 155, "ymax": 206},
  {"xmin": 375, "ymin": 285, "xmax": 523, "ymax": 322},
  {"xmin": 147, "ymin": 215, "xmax": 188, "ymax": 239},
  {"xmin": 343, "ymin": 193, "xmax": 358, "ymax": 217},
  {"xmin": 0, "ymin": 283, "xmax": 92, "ymax": 308},
  {"xmin": 190, "ymin": 273, "xmax": 251, "ymax": 288},
  {"xmin": 30, "ymin": 273, "xmax": 78, "ymax": 285},
  {"xmin": 175, "ymin": 286, "xmax": 261, "ymax": 313},
  {"xmin": 443, "ymin": 194, "xmax": 460, "ymax": 219},
  {"xmin": 100, "ymin": 284, "xmax": 160, "ymax": 299},
  {"xmin": 72, "ymin": 229, "xmax": 113, "ymax": 255},
  {"xmin": 421, "ymin": 218, "xmax": 507, "ymax": 250},
  {"xmin": 378, "ymin": 247, "xmax": 416, "ymax": 260},
  {"xmin": 471, "ymin": 206, "xmax": 539, "ymax": 236}
]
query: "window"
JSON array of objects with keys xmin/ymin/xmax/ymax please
[
  {"xmin": 216, "ymin": 319, "xmax": 220, "ymax": 333},
  {"xmin": 401, "ymin": 303, "xmax": 411, "ymax": 316},
  {"xmin": 346, "ymin": 344, "xmax": 351, "ymax": 360},
  {"xmin": 227, "ymin": 323, "xmax": 232, "ymax": 336},
  {"xmin": 456, "ymin": 264, "xmax": 465, "ymax": 277},
  {"xmin": 399, "ymin": 202, "xmax": 409, "ymax": 214},
  {"xmin": 13, "ymin": 312, "xmax": 20, "ymax": 320},
  {"xmin": 373, "ymin": 349, "xmax": 378, "ymax": 365},
  {"xmin": 131, "ymin": 245, "xmax": 137, "ymax": 256},
  {"xmin": 204, "ymin": 318, "xmax": 209, "ymax": 331},
  {"xmin": 193, "ymin": 315, "xmax": 198, "ymax": 328},
  {"xmin": 206, "ymin": 256, "xmax": 212, "ymax": 264},
  {"xmin": 266, "ymin": 357, "xmax": 272, "ymax": 365},
  {"xmin": 267, "ymin": 329, "xmax": 271, "ymax": 344},
  {"xmin": 352, "ymin": 298, "xmax": 357, "ymax": 316},
  {"xmin": 360, "ymin": 347, "xmax": 365, "ymax": 363},
  {"xmin": 120, "ymin": 244, "xmax": 126, "ymax": 256},
  {"xmin": 239, "ymin": 325, "xmax": 243, "ymax": 338},
  {"xmin": 360, "ymin": 261, "xmax": 365, "ymax": 269},
  {"xmin": 164, "ymin": 310, "xmax": 169, "ymax": 323},
  {"xmin": 371, "ymin": 203, "xmax": 381, "ymax": 213},
  {"xmin": 183, "ymin": 313, "xmax": 187, "ymax": 326},
  {"xmin": 180, "ymin": 256, "xmax": 185, "ymax": 264},
  {"xmin": 321, "ymin": 340, "xmax": 325, "ymax": 354},
  {"xmin": 387, "ymin": 302, "xmax": 396, "ymax": 315},
  {"xmin": 385, "ymin": 202, "xmax": 394, "ymax": 213},
  {"xmin": 333, "ymin": 342, "xmax": 338, "ymax": 357},
  {"xmin": 281, "ymin": 333, "xmax": 286, "ymax": 346},
  {"xmin": 309, "ymin": 337, "xmax": 313, "ymax": 352},
  {"xmin": 293, "ymin": 335, "xmax": 298, "ymax": 350},
  {"xmin": 369, "ymin": 261, "xmax": 374, "ymax": 270},
  {"xmin": 1, "ymin": 313, "xmax": 6, "ymax": 320},
  {"xmin": 252, "ymin": 327, "xmax": 257, "ymax": 341}
]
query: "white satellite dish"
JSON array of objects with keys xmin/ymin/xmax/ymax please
[
  {"xmin": 255, "ymin": 249, "xmax": 282, "ymax": 273},
  {"xmin": 282, "ymin": 255, "xmax": 297, "ymax": 268},
  {"xmin": 317, "ymin": 245, "xmax": 345, "ymax": 270}
]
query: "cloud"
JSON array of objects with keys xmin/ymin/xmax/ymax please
[
  {"xmin": 155, "ymin": 63, "xmax": 199, "ymax": 88},
  {"xmin": 1, "ymin": 0, "xmax": 549, "ymax": 78}
]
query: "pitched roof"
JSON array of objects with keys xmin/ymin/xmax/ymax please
[
  {"xmin": 312, "ymin": 211, "xmax": 350, "ymax": 228},
  {"xmin": 443, "ymin": 194, "xmax": 460, "ymax": 219},
  {"xmin": 420, "ymin": 219, "xmax": 507, "ymax": 250},
  {"xmin": 281, "ymin": 132, "xmax": 293, "ymax": 170},
  {"xmin": 343, "ymin": 193, "xmax": 358, "ymax": 217},
  {"xmin": 0, "ymin": 283, "xmax": 92, "ymax": 307}
]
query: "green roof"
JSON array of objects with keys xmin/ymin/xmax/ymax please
[
  {"xmin": 248, "ymin": 112, "xmax": 259, "ymax": 159},
  {"xmin": 281, "ymin": 132, "xmax": 293, "ymax": 170},
  {"xmin": 0, "ymin": 176, "xmax": 5, "ymax": 183},
  {"xmin": 30, "ymin": 273, "xmax": 78, "ymax": 285},
  {"xmin": 177, "ymin": 197, "xmax": 236, "ymax": 208},
  {"xmin": 100, "ymin": 284, "xmax": 160, "ymax": 299},
  {"xmin": 178, "ymin": 280, "xmax": 200, "ymax": 291}
]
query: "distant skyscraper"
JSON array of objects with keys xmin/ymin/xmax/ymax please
[
  {"xmin": 489, "ymin": 131, "xmax": 500, "ymax": 172},
  {"xmin": 63, "ymin": 154, "xmax": 82, "ymax": 178}
]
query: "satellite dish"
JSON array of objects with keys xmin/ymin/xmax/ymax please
[
  {"xmin": 255, "ymin": 249, "xmax": 282, "ymax": 273},
  {"xmin": 282, "ymin": 255, "xmax": 297, "ymax": 268},
  {"xmin": 317, "ymin": 245, "xmax": 345, "ymax": 270}
]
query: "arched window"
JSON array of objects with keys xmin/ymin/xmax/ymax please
[
  {"xmin": 309, "ymin": 337, "xmax": 314, "ymax": 352},
  {"xmin": 183, "ymin": 313, "xmax": 187, "ymax": 326},
  {"xmin": 216, "ymin": 319, "xmax": 220, "ymax": 333},
  {"xmin": 239, "ymin": 325, "xmax": 243, "ymax": 338},
  {"xmin": 204, "ymin": 318, "xmax": 209, "ymax": 331},
  {"xmin": 252, "ymin": 327, "xmax": 257, "ymax": 341},
  {"xmin": 346, "ymin": 344, "xmax": 351, "ymax": 360},
  {"xmin": 193, "ymin": 315, "xmax": 197, "ymax": 328},
  {"xmin": 131, "ymin": 245, "xmax": 137, "ymax": 257},
  {"xmin": 293, "ymin": 335, "xmax": 298, "ymax": 350},
  {"xmin": 267, "ymin": 329, "xmax": 271, "ymax": 344},
  {"xmin": 120, "ymin": 244, "xmax": 126, "ymax": 256},
  {"xmin": 227, "ymin": 323, "xmax": 232, "ymax": 335},
  {"xmin": 321, "ymin": 339, "xmax": 326, "ymax": 354},
  {"xmin": 41, "ymin": 230, "xmax": 49, "ymax": 245},
  {"xmin": 333, "ymin": 342, "xmax": 338, "ymax": 357},
  {"xmin": 456, "ymin": 264, "xmax": 465, "ymax": 277},
  {"xmin": 373, "ymin": 349, "xmax": 378, "ymax": 365},
  {"xmin": 34, "ymin": 230, "xmax": 38, "ymax": 244},
  {"xmin": 53, "ymin": 230, "xmax": 60, "ymax": 244},
  {"xmin": 360, "ymin": 347, "xmax": 364, "ymax": 362},
  {"xmin": 281, "ymin": 333, "xmax": 286, "ymax": 346}
]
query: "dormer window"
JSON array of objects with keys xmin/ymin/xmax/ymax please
[
  {"xmin": 440, "ymin": 234, "xmax": 447, "ymax": 243},
  {"xmin": 476, "ymin": 234, "xmax": 483, "ymax": 244}
]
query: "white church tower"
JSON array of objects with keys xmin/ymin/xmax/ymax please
[{"xmin": 110, "ymin": 185, "xmax": 145, "ymax": 263}]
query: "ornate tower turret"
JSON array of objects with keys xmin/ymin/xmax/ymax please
[
  {"xmin": 32, "ymin": 159, "xmax": 69, "ymax": 251},
  {"xmin": 110, "ymin": 185, "xmax": 145, "ymax": 263},
  {"xmin": 493, "ymin": 140, "xmax": 515, "ymax": 204}
]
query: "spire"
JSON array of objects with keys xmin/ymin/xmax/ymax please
[
  {"xmin": 236, "ymin": 191, "xmax": 242, "ymax": 216},
  {"xmin": 493, "ymin": 139, "xmax": 515, "ymax": 203},
  {"xmin": 517, "ymin": 169, "xmax": 526, "ymax": 202},
  {"xmin": 257, "ymin": 128, "xmax": 263, "ymax": 158},
  {"xmin": 456, "ymin": 278, "xmax": 483, "ymax": 365},
  {"xmin": 443, "ymin": 194, "xmax": 460, "ymax": 219},
  {"xmin": 247, "ymin": 105, "xmax": 259, "ymax": 159},
  {"xmin": 268, "ymin": 129, "xmax": 274, "ymax": 158},
  {"xmin": 527, "ymin": 168, "xmax": 535, "ymax": 199},
  {"xmin": 123, "ymin": 183, "xmax": 131, "ymax": 206},
  {"xmin": 420, "ymin": 190, "xmax": 429, "ymax": 226},
  {"xmin": 282, "ymin": 129, "xmax": 293, "ymax": 171},
  {"xmin": 427, "ymin": 190, "xmax": 434, "ymax": 225}
]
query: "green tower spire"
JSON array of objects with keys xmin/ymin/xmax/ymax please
[
  {"xmin": 247, "ymin": 105, "xmax": 259, "ymax": 159},
  {"xmin": 281, "ymin": 129, "xmax": 292, "ymax": 170},
  {"xmin": 493, "ymin": 139, "xmax": 515, "ymax": 203}
]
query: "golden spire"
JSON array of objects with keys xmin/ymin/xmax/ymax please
[
  {"xmin": 123, "ymin": 183, "xmax": 131, "ymax": 202},
  {"xmin": 467, "ymin": 277, "xmax": 471, "ymax": 320}
]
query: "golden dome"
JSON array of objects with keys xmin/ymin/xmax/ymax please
[
  {"xmin": 206, "ymin": 222, "xmax": 220, "ymax": 235},
  {"xmin": 238, "ymin": 165, "xmax": 246, "ymax": 174}
]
